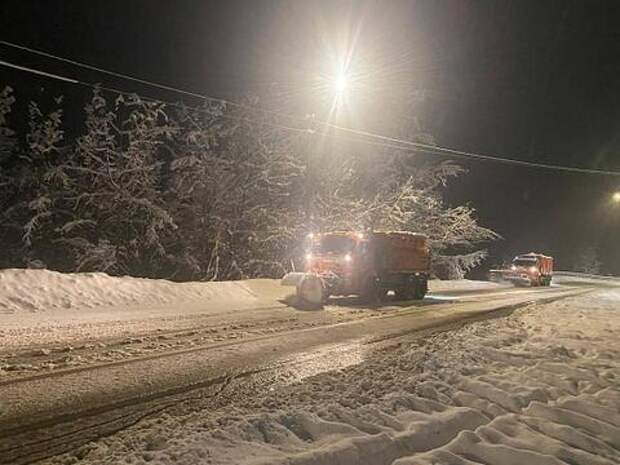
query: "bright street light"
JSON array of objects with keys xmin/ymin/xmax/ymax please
[
  {"xmin": 334, "ymin": 73, "xmax": 348, "ymax": 95},
  {"xmin": 323, "ymin": 68, "xmax": 350, "ymax": 118},
  {"xmin": 613, "ymin": 192, "xmax": 620, "ymax": 203}
]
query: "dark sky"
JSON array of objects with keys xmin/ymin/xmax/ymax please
[{"xmin": 2, "ymin": 0, "xmax": 620, "ymax": 273}]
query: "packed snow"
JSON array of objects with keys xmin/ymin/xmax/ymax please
[
  {"xmin": 429, "ymin": 278, "xmax": 505, "ymax": 292},
  {"xmin": 38, "ymin": 286, "xmax": 620, "ymax": 465}
]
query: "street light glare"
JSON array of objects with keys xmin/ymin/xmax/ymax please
[
  {"xmin": 334, "ymin": 73, "xmax": 347, "ymax": 95},
  {"xmin": 325, "ymin": 69, "xmax": 350, "ymax": 116},
  {"xmin": 613, "ymin": 192, "xmax": 620, "ymax": 202}
]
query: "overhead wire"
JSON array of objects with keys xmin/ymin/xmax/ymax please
[
  {"xmin": 317, "ymin": 122, "xmax": 620, "ymax": 176},
  {"xmin": 2, "ymin": 40, "xmax": 620, "ymax": 177},
  {"xmin": 0, "ymin": 58, "xmax": 312, "ymax": 135},
  {"xmin": 0, "ymin": 40, "xmax": 210, "ymax": 100}
]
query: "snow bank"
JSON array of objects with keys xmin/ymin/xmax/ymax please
[
  {"xmin": 553, "ymin": 271, "xmax": 620, "ymax": 286},
  {"xmin": 0, "ymin": 268, "xmax": 502, "ymax": 315},
  {"xmin": 0, "ymin": 268, "xmax": 263, "ymax": 314}
]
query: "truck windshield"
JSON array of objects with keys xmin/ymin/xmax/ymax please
[
  {"xmin": 313, "ymin": 236, "xmax": 355, "ymax": 255},
  {"xmin": 513, "ymin": 258, "xmax": 537, "ymax": 267}
]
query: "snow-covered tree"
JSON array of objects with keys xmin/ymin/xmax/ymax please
[
  {"xmin": 574, "ymin": 245, "xmax": 601, "ymax": 275},
  {"xmin": 1, "ymin": 93, "xmax": 69, "ymax": 269},
  {"xmin": 57, "ymin": 90, "xmax": 178, "ymax": 276},
  {"xmin": 0, "ymin": 84, "xmax": 497, "ymax": 280},
  {"xmin": 167, "ymin": 102, "xmax": 306, "ymax": 280},
  {"xmin": 0, "ymin": 86, "xmax": 19, "ymax": 268}
]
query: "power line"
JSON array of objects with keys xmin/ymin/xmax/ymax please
[
  {"xmin": 2, "ymin": 43, "xmax": 620, "ymax": 177},
  {"xmin": 0, "ymin": 39, "xmax": 292, "ymax": 118},
  {"xmin": 0, "ymin": 39, "xmax": 318, "ymax": 133},
  {"xmin": 319, "ymin": 123, "xmax": 620, "ymax": 176},
  {"xmin": 0, "ymin": 59, "xmax": 78, "ymax": 84},
  {"xmin": 0, "ymin": 40, "xmax": 210, "ymax": 101},
  {"xmin": 0, "ymin": 56, "xmax": 422, "ymax": 159},
  {"xmin": 0, "ymin": 58, "xmax": 312, "ymax": 135},
  {"xmin": 0, "ymin": 39, "xmax": 446, "ymax": 125}
]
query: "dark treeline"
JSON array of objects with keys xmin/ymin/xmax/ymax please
[{"xmin": 0, "ymin": 86, "xmax": 496, "ymax": 281}]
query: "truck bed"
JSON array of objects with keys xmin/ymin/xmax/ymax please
[{"xmin": 373, "ymin": 231, "xmax": 430, "ymax": 274}]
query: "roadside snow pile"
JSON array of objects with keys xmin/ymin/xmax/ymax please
[
  {"xmin": 0, "ymin": 268, "xmax": 503, "ymax": 315},
  {"xmin": 0, "ymin": 268, "xmax": 261, "ymax": 314},
  {"xmin": 553, "ymin": 271, "xmax": 620, "ymax": 286}
]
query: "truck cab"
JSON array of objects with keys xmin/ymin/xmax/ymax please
[{"xmin": 305, "ymin": 231, "xmax": 370, "ymax": 296}]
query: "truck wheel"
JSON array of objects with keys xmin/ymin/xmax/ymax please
[
  {"xmin": 413, "ymin": 279, "xmax": 428, "ymax": 300},
  {"xmin": 360, "ymin": 277, "xmax": 382, "ymax": 305},
  {"xmin": 395, "ymin": 287, "xmax": 412, "ymax": 301}
]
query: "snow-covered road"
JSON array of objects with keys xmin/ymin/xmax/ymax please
[{"xmin": 0, "ymin": 270, "xmax": 618, "ymax": 465}]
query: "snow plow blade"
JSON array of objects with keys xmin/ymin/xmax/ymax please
[
  {"xmin": 281, "ymin": 272, "xmax": 326, "ymax": 308},
  {"xmin": 281, "ymin": 272, "xmax": 307, "ymax": 287}
]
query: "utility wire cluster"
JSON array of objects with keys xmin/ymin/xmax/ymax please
[{"xmin": 1, "ymin": 39, "xmax": 619, "ymax": 177}]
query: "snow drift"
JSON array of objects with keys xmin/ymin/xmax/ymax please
[{"xmin": 0, "ymin": 268, "xmax": 262, "ymax": 314}]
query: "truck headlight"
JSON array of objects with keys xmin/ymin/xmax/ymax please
[
  {"xmin": 529, "ymin": 266, "xmax": 538, "ymax": 273},
  {"xmin": 344, "ymin": 253, "xmax": 352, "ymax": 262},
  {"xmin": 511, "ymin": 265, "xmax": 517, "ymax": 270}
]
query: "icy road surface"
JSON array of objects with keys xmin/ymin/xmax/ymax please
[{"xmin": 0, "ymin": 270, "xmax": 618, "ymax": 465}]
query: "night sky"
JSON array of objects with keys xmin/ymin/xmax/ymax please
[{"xmin": 2, "ymin": 0, "xmax": 620, "ymax": 274}]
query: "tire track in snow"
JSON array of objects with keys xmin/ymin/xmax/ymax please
[
  {"xmin": 54, "ymin": 288, "xmax": 616, "ymax": 465},
  {"xmin": 1, "ymin": 286, "xmax": 585, "ymax": 389},
  {"xmin": 0, "ymin": 288, "xmax": 598, "ymax": 464}
]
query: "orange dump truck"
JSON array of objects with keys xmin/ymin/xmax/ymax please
[
  {"xmin": 282, "ymin": 231, "xmax": 431, "ymax": 305},
  {"xmin": 494, "ymin": 252, "xmax": 553, "ymax": 286}
]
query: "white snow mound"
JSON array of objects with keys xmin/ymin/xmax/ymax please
[
  {"xmin": 0, "ymin": 267, "xmax": 508, "ymax": 316},
  {"xmin": 0, "ymin": 268, "xmax": 261, "ymax": 314}
]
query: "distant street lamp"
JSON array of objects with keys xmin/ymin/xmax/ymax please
[{"xmin": 613, "ymin": 192, "xmax": 620, "ymax": 203}]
